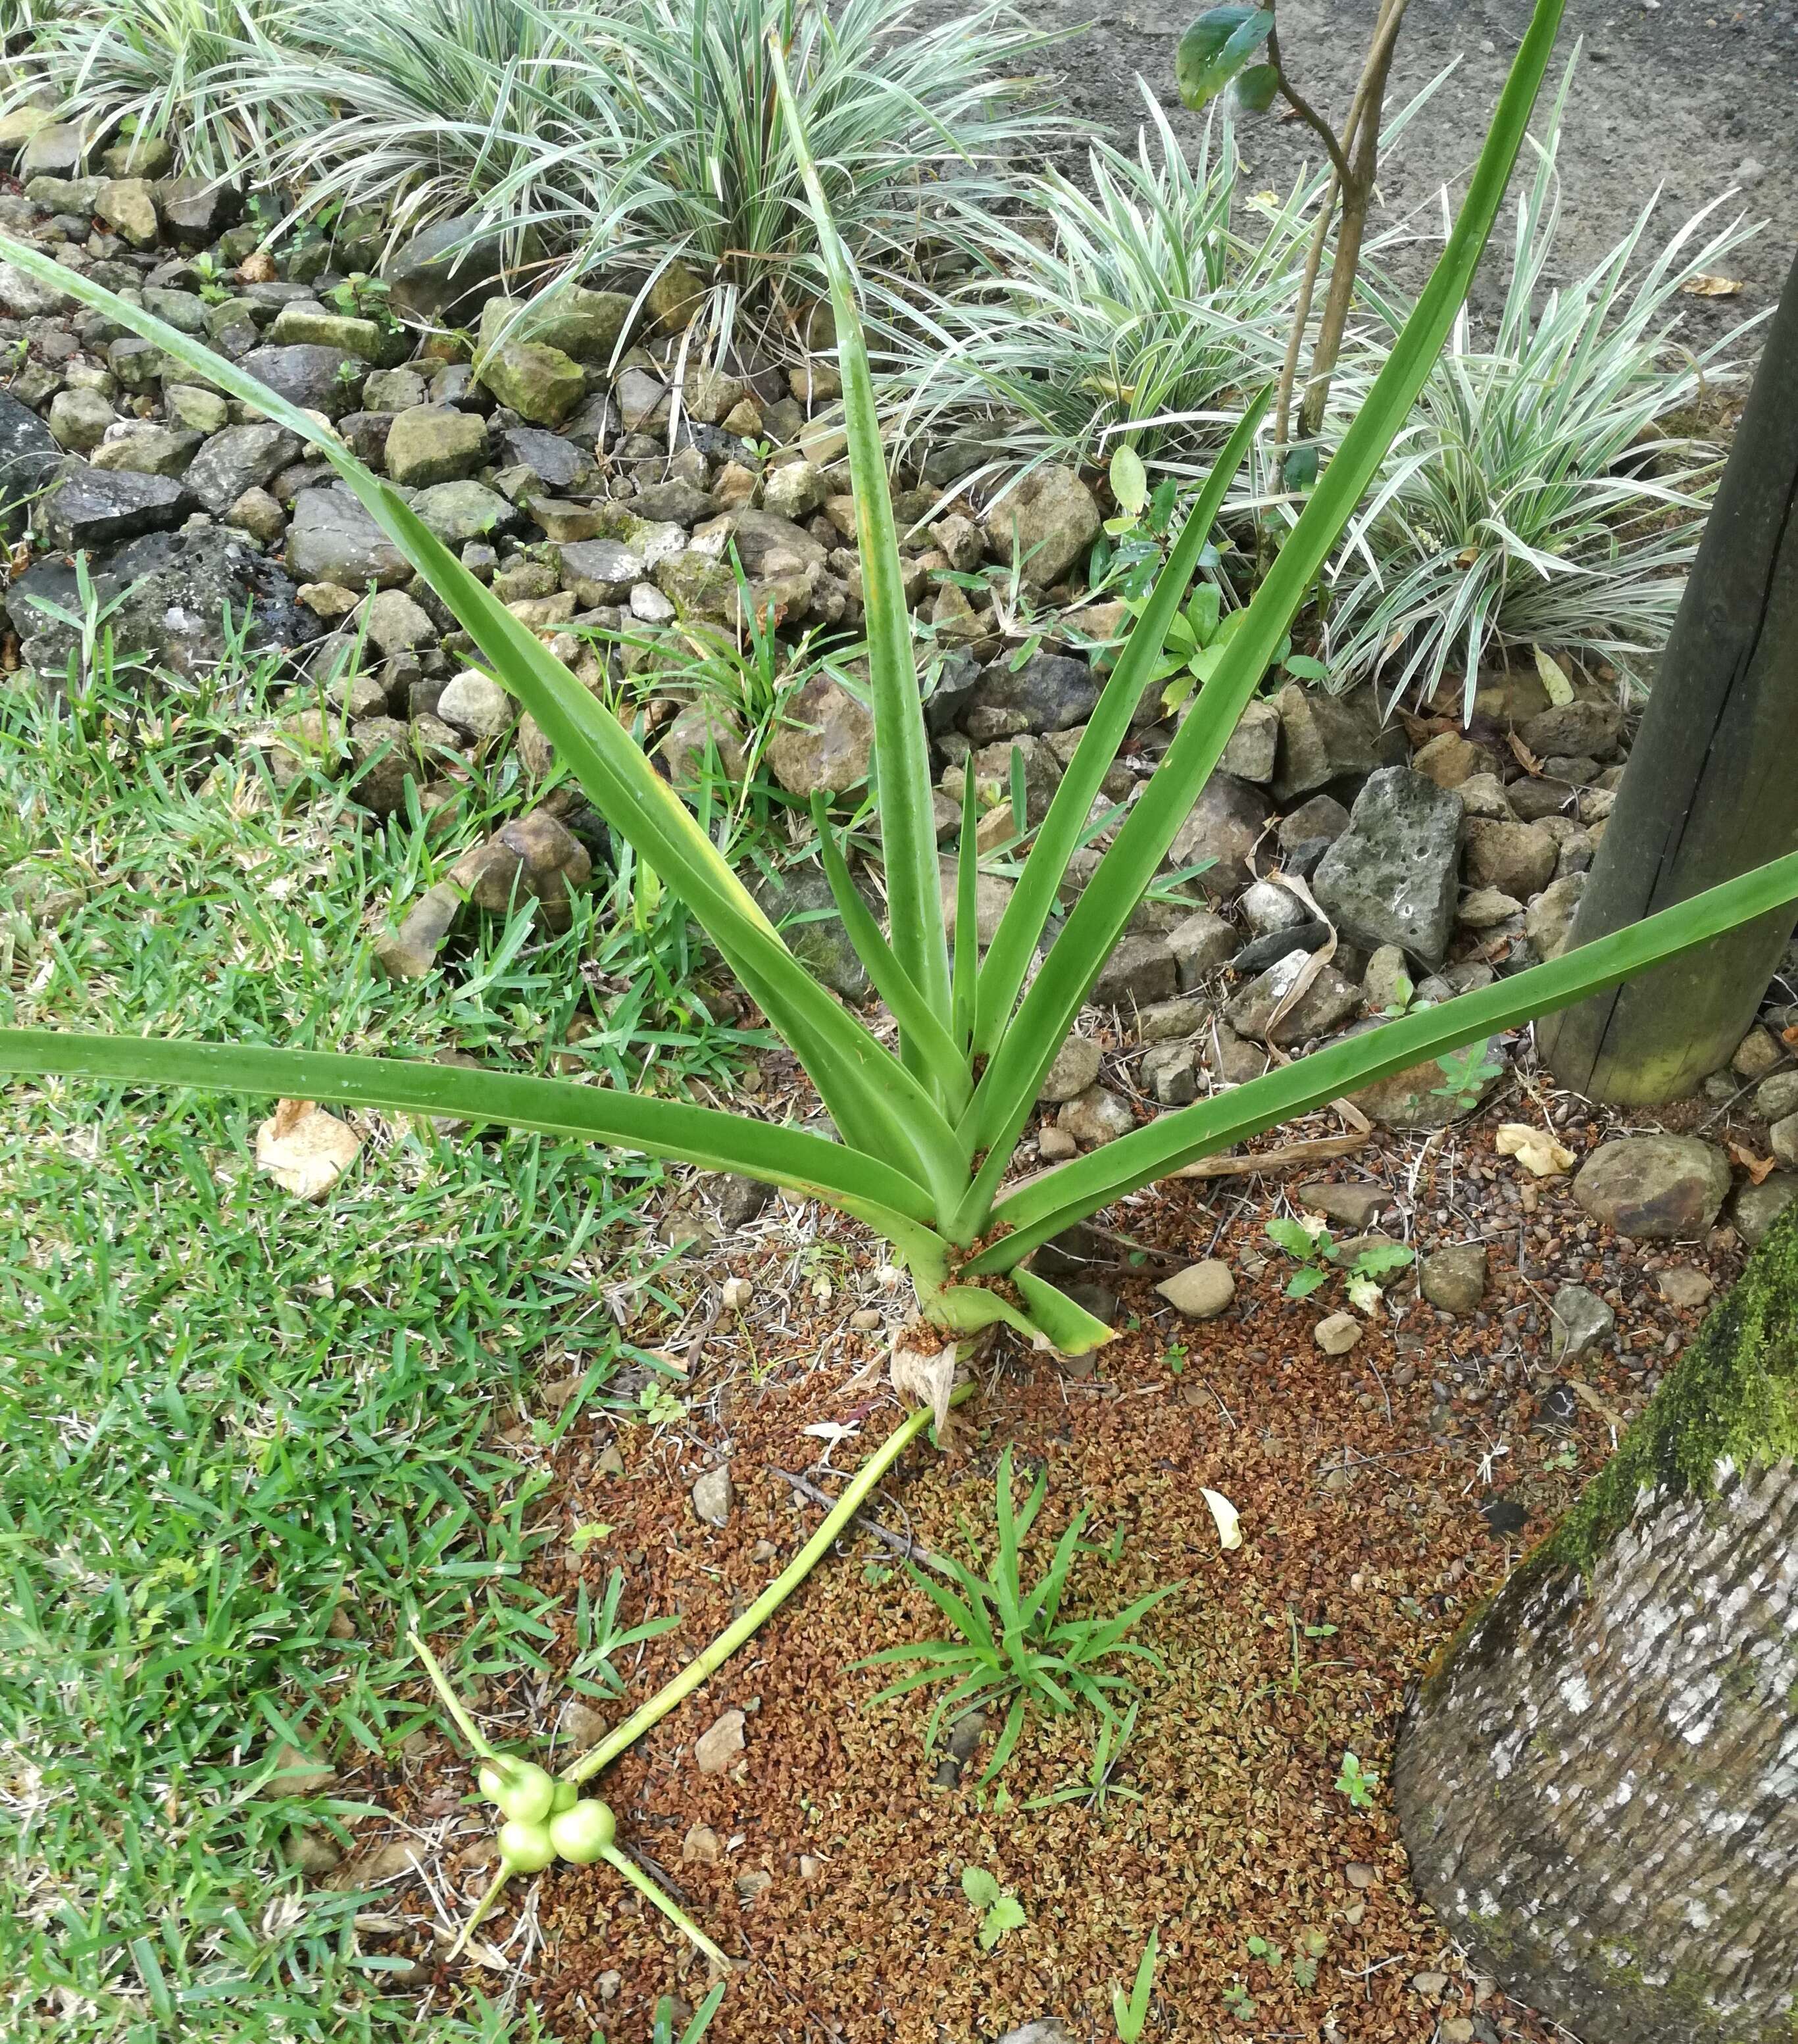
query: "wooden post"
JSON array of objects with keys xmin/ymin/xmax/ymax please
[{"xmin": 1539, "ymin": 247, "xmax": 1798, "ymax": 1103}]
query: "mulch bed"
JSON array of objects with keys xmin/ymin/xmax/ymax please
[{"xmin": 352, "ymin": 1087, "xmax": 1752, "ymax": 2043}]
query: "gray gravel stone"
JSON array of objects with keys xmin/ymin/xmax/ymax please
[
  {"xmin": 184, "ymin": 422, "xmax": 299, "ymax": 513},
  {"xmin": 1420, "ymin": 1242, "xmax": 1488, "ymax": 1313},
  {"xmin": 1312, "ymin": 767, "xmax": 1464, "ymax": 965},
  {"xmin": 1550, "ymin": 1282, "xmax": 1616, "ymax": 1360},
  {"xmin": 1155, "ymin": 1259, "xmax": 1235, "ymax": 1318},
  {"xmin": 286, "ymin": 488, "xmax": 409, "ymax": 589}
]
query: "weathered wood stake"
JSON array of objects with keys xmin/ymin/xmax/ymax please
[{"xmin": 1539, "ymin": 246, "xmax": 1798, "ymax": 1101}]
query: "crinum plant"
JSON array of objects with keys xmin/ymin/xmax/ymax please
[{"xmin": 1, "ymin": 0, "xmax": 1795, "ymax": 1360}]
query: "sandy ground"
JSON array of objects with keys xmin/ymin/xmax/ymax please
[{"xmin": 970, "ymin": 0, "xmax": 1797, "ymax": 318}]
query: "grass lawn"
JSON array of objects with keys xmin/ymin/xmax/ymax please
[{"xmin": 0, "ymin": 649, "xmax": 703, "ymax": 2041}]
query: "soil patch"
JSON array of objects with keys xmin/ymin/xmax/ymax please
[
  {"xmin": 341, "ymin": 1084, "xmax": 1753, "ymax": 2041},
  {"xmin": 961, "ymin": 0, "xmax": 1798, "ymax": 315}
]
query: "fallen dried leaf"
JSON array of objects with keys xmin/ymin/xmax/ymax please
[
  {"xmin": 255, "ymin": 1099, "xmax": 361, "ymax": 1200},
  {"xmin": 1730, "ymin": 1141, "xmax": 1776, "ymax": 1185},
  {"xmin": 1200, "ymin": 1487, "xmax": 1243, "ymax": 1551},
  {"xmin": 1494, "ymin": 1122, "xmax": 1576, "ymax": 1178},
  {"xmin": 1681, "ymin": 272, "xmax": 1743, "ymax": 297},
  {"xmin": 1531, "ymin": 645, "xmax": 1573, "ymax": 705}
]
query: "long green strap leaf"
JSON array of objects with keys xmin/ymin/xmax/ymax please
[
  {"xmin": 763, "ymin": 31, "xmax": 953, "ymax": 1039},
  {"xmin": 0, "ymin": 230, "xmax": 971, "ymax": 1210},
  {"xmin": 0, "ymin": 1030, "xmax": 954, "ymax": 1262},
  {"xmin": 970, "ymin": 390, "xmax": 1270, "ymax": 1059},
  {"xmin": 969, "ymin": 842, "xmax": 1798, "ymax": 1270},
  {"xmin": 810, "ymin": 797, "xmax": 971, "ymax": 1120},
  {"xmin": 372, "ymin": 489, "xmax": 966, "ymax": 1200},
  {"xmin": 957, "ymin": 0, "xmax": 1568, "ymax": 1200},
  {"xmin": 952, "ymin": 763, "xmax": 980, "ymax": 1055}
]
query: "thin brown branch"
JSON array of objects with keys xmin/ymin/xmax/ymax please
[{"xmin": 1267, "ymin": 26, "xmax": 1354, "ymax": 189}]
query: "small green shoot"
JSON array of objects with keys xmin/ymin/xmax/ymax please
[
  {"xmin": 857, "ymin": 1447, "xmax": 1181, "ymax": 1783},
  {"xmin": 961, "ymin": 1865, "xmax": 1028, "ymax": 1951},
  {"xmin": 1023, "ymin": 1697, "xmax": 1144, "ymax": 1813},
  {"xmin": 653, "ymin": 1982, "xmax": 727, "ymax": 2044},
  {"xmin": 1222, "ymin": 1980, "xmax": 1256, "ymax": 2022},
  {"xmin": 1112, "ymin": 1928, "xmax": 1160, "ymax": 2041},
  {"xmin": 1336, "ymin": 1751, "xmax": 1380, "ymax": 1808},
  {"xmin": 568, "ymin": 1567, "xmax": 682, "ymax": 1700},
  {"xmin": 1434, "ymin": 1039, "xmax": 1505, "ymax": 1113},
  {"xmin": 1266, "ymin": 1216, "xmax": 1414, "ymax": 1308},
  {"xmin": 1265, "ymin": 1214, "xmax": 1337, "ymax": 1297}
]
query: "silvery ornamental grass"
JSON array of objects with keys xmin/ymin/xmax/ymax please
[{"xmin": 1316, "ymin": 57, "xmax": 1762, "ymax": 718}]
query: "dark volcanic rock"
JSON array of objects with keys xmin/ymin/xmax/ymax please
[
  {"xmin": 184, "ymin": 422, "xmax": 301, "ymax": 514},
  {"xmin": 1312, "ymin": 766, "xmax": 1465, "ymax": 966},
  {"xmin": 0, "ymin": 389, "xmax": 64, "ymax": 536},
  {"xmin": 959, "ymin": 651, "xmax": 1102, "ymax": 744},
  {"xmin": 11, "ymin": 526, "xmax": 320, "ymax": 677},
  {"xmin": 238, "ymin": 345, "xmax": 364, "ymax": 419},
  {"xmin": 36, "ymin": 462, "xmax": 186, "ymax": 548},
  {"xmin": 384, "ymin": 213, "xmax": 509, "ymax": 324}
]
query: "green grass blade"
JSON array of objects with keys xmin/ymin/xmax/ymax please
[
  {"xmin": 810, "ymin": 797, "xmax": 970, "ymax": 1117},
  {"xmin": 952, "ymin": 764, "xmax": 981, "ymax": 1055},
  {"xmin": 971, "ymin": 840, "xmax": 1798, "ymax": 1272},
  {"xmin": 1026, "ymin": 1511, "xmax": 1087, "ymax": 1633},
  {"xmin": 955, "ymin": 0, "xmax": 1568, "ymax": 1190},
  {"xmin": 0, "ymin": 1030, "xmax": 958, "ymax": 1262},
  {"xmin": 907, "ymin": 1571, "xmax": 996, "ymax": 1657},
  {"xmin": 978, "ymin": 1693, "xmax": 1030, "ymax": 1787},
  {"xmin": 1013, "ymin": 1462, "xmax": 1051, "ymax": 1546},
  {"xmin": 991, "ymin": 1447, "xmax": 1026, "ymax": 1641},
  {"xmin": 764, "ymin": 28, "xmax": 951, "ymax": 1035},
  {"xmin": 0, "ymin": 227, "xmax": 972, "ymax": 1210},
  {"xmin": 970, "ymin": 391, "xmax": 1269, "ymax": 1057}
]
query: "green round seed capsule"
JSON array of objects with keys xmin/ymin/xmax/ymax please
[
  {"xmin": 497, "ymin": 1817, "xmax": 557, "ymax": 1873},
  {"xmin": 478, "ymin": 1757, "xmax": 555, "ymax": 1826},
  {"xmin": 550, "ymin": 1779, "xmax": 578, "ymax": 1814},
  {"xmin": 548, "ymin": 1798, "xmax": 616, "ymax": 1864}
]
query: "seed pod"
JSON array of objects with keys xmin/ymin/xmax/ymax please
[
  {"xmin": 497, "ymin": 1818, "xmax": 557, "ymax": 1874},
  {"xmin": 478, "ymin": 1757, "xmax": 555, "ymax": 1826},
  {"xmin": 549, "ymin": 1798, "xmax": 616, "ymax": 1864}
]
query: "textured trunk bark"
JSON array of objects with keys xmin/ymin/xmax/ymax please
[{"xmin": 1395, "ymin": 1207, "xmax": 1798, "ymax": 2044}]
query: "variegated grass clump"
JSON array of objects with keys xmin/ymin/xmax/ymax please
[{"xmin": 1316, "ymin": 61, "xmax": 1762, "ymax": 716}]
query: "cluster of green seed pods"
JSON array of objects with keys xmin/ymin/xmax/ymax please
[{"xmin": 478, "ymin": 1756, "xmax": 617, "ymax": 1874}]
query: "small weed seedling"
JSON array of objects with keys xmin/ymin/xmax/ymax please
[
  {"xmin": 961, "ymin": 1865, "xmax": 1027, "ymax": 1951},
  {"xmin": 568, "ymin": 1566, "xmax": 682, "ymax": 1699},
  {"xmin": 1214, "ymin": 1918, "xmax": 1337, "ymax": 2017},
  {"xmin": 1024, "ymin": 1696, "xmax": 1143, "ymax": 1813},
  {"xmin": 859, "ymin": 1445, "xmax": 1180, "ymax": 1783},
  {"xmin": 1434, "ymin": 1039, "xmax": 1505, "ymax": 1114},
  {"xmin": 1112, "ymin": 1928, "xmax": 1160, "ymax": 2041},
  {"xmin": 1336, "ymin": 1751, "xmax": 1380, "ymax": 1808},
  {"xmin": 1265, "ymin": 1218, "xmax": 1415, "ymax": 1308},
  {"xmin": 653, "ymin": 1983, "xmax": 727, "ymax": 2044},
  {"xmin": 1265, "ymin": 1216, "xmax": 1339, "ymax": 1298}
]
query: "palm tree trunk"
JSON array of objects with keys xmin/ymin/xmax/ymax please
[{"xmin": 1394, "ymin": 1207, "xmax": 1798, "ymax": 2043}]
